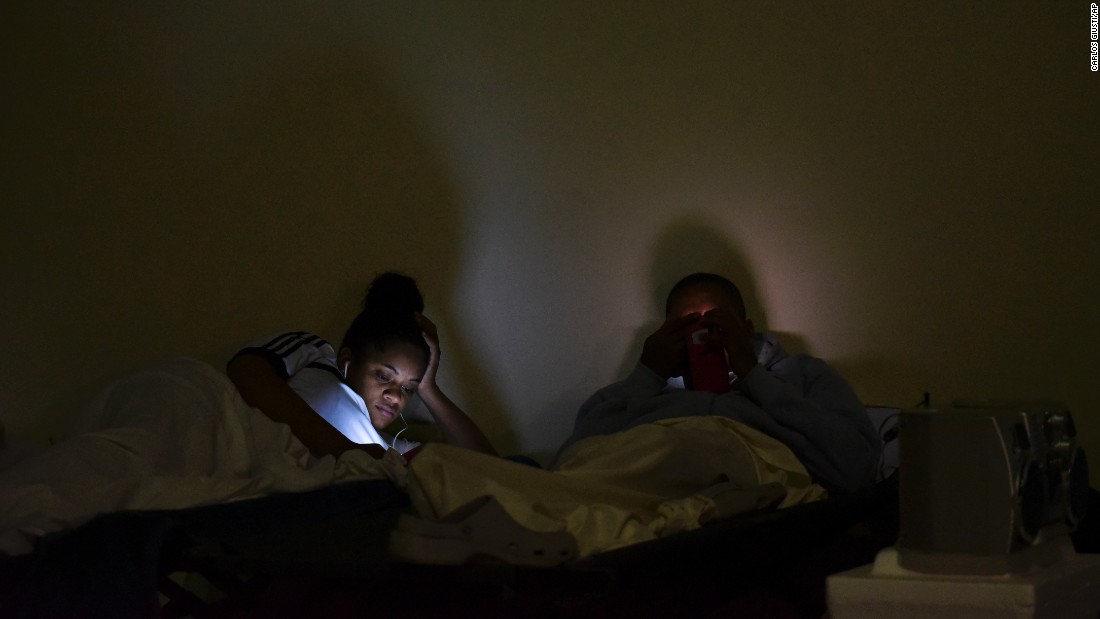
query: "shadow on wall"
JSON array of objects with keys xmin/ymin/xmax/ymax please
[
  {"xmin": 615, "ymin": 215, "xmax": 810, "ymax": 379},
  {"xmin": 219, "ymin": 43, "xmax": 518, "ymax": 447},
  {"xmin": 4, "ymin": 3, "xmax": 516, "ymax": 448}
]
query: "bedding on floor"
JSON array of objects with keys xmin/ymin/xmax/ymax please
[
  {"xmin": 0, "ymin": 358, "xmax": 403, "ymax": 556},
  {"xmin": 0, "ymin": 360, "xmax": 911, "ymax": 617},
  {"xmin": 397, "ymin": 415, "xmax": 828, "ymax": 563}
]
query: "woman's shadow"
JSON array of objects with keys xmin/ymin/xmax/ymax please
[{"xmin": 181, "ymin": 34, "xmax": 519, "ymax": 450}]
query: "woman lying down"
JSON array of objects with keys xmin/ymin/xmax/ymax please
[
  {"xmin": 0, "ymin": 272, "xmax": 496, "ymax": 556},
  {"xmin": 227, "ymin": 272, "xmax": 496, "ymax": 461}
]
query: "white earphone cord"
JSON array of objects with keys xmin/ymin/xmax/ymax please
[{"xmin": 393, "ymin": 413, "xmax": 409, "ymax": 443}]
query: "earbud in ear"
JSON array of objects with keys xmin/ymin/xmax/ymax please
[{"xmin": 343, "ymin": 362, "xmax": 350, "ymax": 379}]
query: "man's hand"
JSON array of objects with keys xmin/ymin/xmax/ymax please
[
  {"xmin": 640, "ymin": 313, "xmax": 700, "ymax": 379},
  {"xmin": 699, "ymin": 308, "xmax": 757, "ymax": 378}
]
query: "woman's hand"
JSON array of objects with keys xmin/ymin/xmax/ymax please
[
  {"xmin": 415, "ymin": 313, "xmax": 441, "ymax": 389},
  {"xmin": 356, "ymin": 443, "xmax": 387, "ymax": 459},
  {"xmin": 410, "ymin": 313, "xmax": 497, "ymax": 456}
]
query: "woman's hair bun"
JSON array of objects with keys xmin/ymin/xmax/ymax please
[
  {"xmin": 362, "ymin": 272, "xmax": 425, "ymax": 317},
  {"xmin": 340, "ymin": 271, "xmax": 429, "ymax": 364}
]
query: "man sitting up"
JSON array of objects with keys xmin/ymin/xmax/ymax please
[
  {"xmin": 557, "ymin": 272, "xmax": 880, "ymax": 494},
  {"xmin": 391, "ymin": 272, "xmax": 881, "ymax": 566}
]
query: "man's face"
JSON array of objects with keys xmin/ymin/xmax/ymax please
[{"xmin": 666, "ymin": 282, "xmax": 739, "ymax": 319}]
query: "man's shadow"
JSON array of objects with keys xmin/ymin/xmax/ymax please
[{"xmin": 615, "ymin": 216, "xmax": 811, "ymax": 379}]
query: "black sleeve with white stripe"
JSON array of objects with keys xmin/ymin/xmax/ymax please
[{"xmin": 228, "ymin": 331, "xmax": 334, "ymax": 381}]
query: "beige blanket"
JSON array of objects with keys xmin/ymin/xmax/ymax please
[{"xmin": 408, "ymin": 416, "xmax": 827, "ymax": 558}]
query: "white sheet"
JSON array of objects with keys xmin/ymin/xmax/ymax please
[{"xmin": 0, "ymin": 358, "xmax": 402, "ymax": 556}]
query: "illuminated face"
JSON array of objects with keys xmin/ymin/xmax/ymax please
[
  {"xmin": 666, "ymin": 282, "xmax": 741, "ymax": 319},
  {"xmin": 341, "ymin": 343, "xmax": 426, "ymax": 430}
]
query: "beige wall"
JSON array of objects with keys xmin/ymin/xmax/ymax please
[{"xmin": 4, "ymin": 3, "xmax": 1098, "ymax": 472}]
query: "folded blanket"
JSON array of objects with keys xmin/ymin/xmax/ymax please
[{"xmin": 0, "ymin": 358, "xmax": 401, "ymax": 556}]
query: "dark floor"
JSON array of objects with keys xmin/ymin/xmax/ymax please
[{"xmin": 11, "ymin": 480, "xmax": 1100, "ymax": 619}]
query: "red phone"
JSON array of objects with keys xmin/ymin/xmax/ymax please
[{"xmin": 685, "ymin": 325, "xmax": 731, "ymax": 394}]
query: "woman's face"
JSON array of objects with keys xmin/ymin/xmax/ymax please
[{"xmin": 341, "ymin": 343, "xmax": 426, "ymax": 430}]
